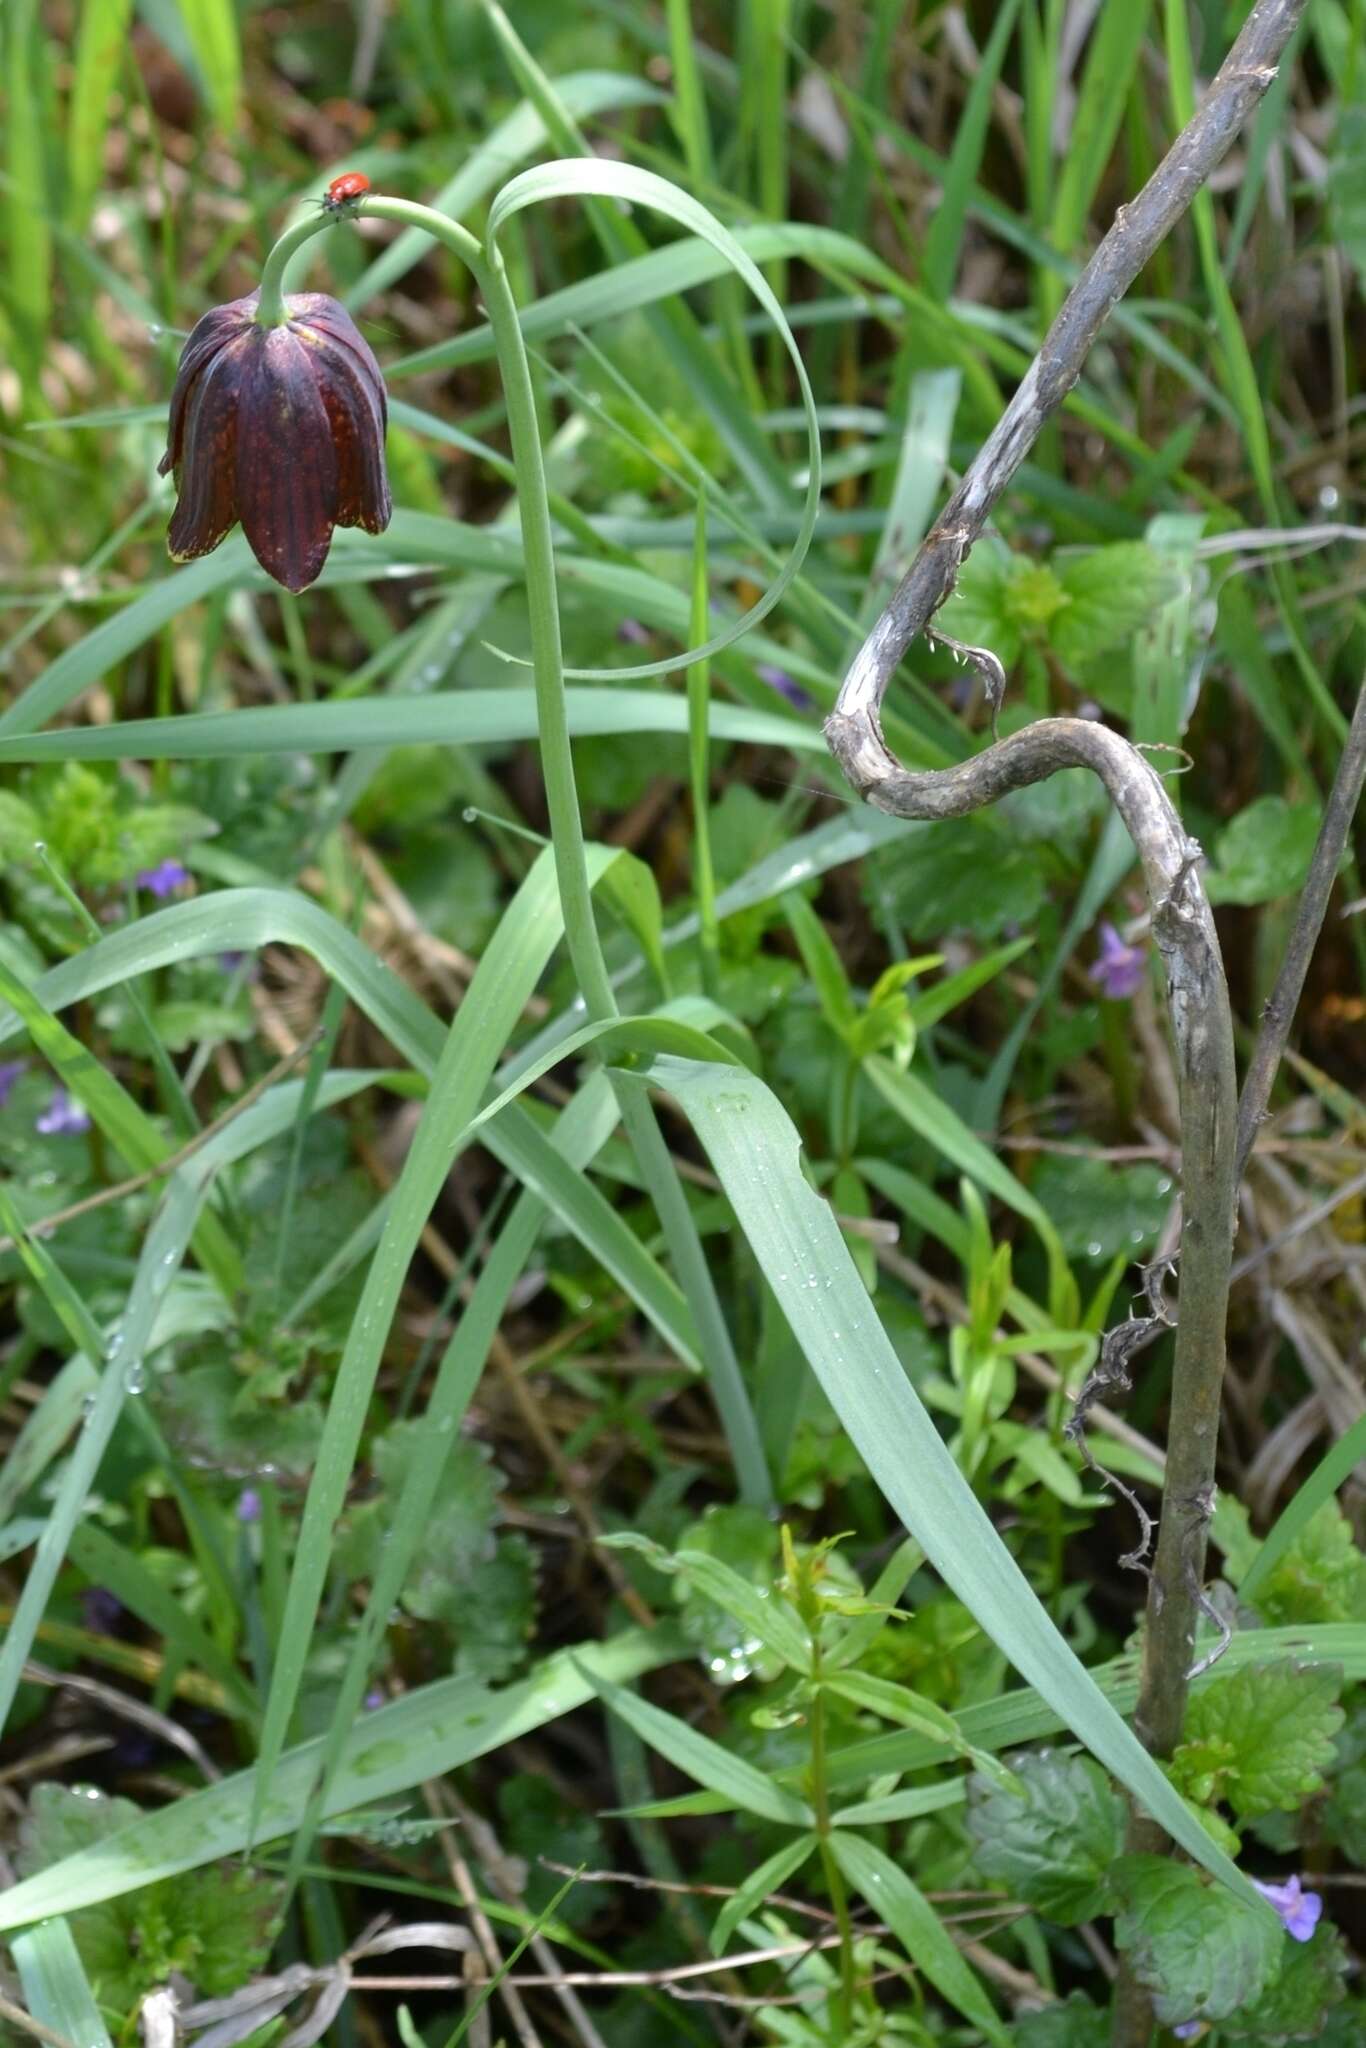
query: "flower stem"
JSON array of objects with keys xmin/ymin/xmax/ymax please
[
  {"xmin": 807, "ymin": 1635, "xmax": 858, "ymax": 2031},
  {"xmin": 252, "ymin": 193, "xmax": 773, "ymax": 1503},
  {"xmin": 473, "ymin": 225, "xmax": 772, "ymax": 1506}
]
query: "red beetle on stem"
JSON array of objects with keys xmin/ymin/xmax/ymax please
[{"xmin": 319, "ymin": 171, "xmax": 371, "ymax": 215}]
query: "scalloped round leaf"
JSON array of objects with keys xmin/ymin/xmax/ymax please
[
  {"xmin": 966, "ymin": 1749, "xmax": 1125, "ymax": 1924},
  {"xmin": 1112, "ymin": 1856, "xmax": 1284, "ymax": 2027},
  {"xmin": 1217, "ymin": 1923, "xmax": 1349, "ymax": 2044},
  {"xmin": 1177, "ymin": 1660, "xmax": 1343, "ymax": 1821}
]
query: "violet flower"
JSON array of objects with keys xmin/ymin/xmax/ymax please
[
  {"xmin": 756, "ymin": 661, "xmax": 813, "ymax": 712},
  {"xmin": 236, "ymin": 1488, "xmax": 262, "ymax": 1524},
  {"xmin": 136, "ymin": 858, "xmax": 191, "ymax": 898},
  {"xmin": 36, "ymin": 1088, "xmax": 91, "ymax": 1136},
  {"xmin": 0, "ymin": 1059, "xmax": 27, "ymax": 1109},
  {"xmin": 81, "ymin": 1588, "xmax": 124, "ymax": 1634},
  {"xmin": 1088, "ymin": 920, "xmax": 1146, "ymax": 1001},
  {"xmin": 159, "ymin": 289, "xmax": 391, "ymax": 592},
  {"xmin": 1253, "ymin": 1873, "xmax": 1322, "ymax": 1942},
  {"xmin": 616, "ymin": 618, "xmax": 652, "ymax": 646}
]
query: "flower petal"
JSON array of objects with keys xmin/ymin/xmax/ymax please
[
  {"xmin": 315, "ymin": 339, "xmax": 392, "ymax": 534},
  {"xmin": 236, "ymin": 325, "xmax": 339, "ymax": 592},
  {"xmin": 158, "ymin": 294, "xmax": 256, "ymax": 478},
  {"xmin": 165, "ymin": 341, "xmax": 246, "ymax": 564},
  {"xmin": 289, "ymin": 297, "xmax": 391, "ymax": 535}
]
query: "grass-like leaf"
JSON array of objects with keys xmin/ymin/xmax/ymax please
[
  {"xmin": 832, "ymin": 1829, "xmax": 1010, "ymax": 2046},
  {"xmin": 580, "ymin": 1663, "xmax": 814, "ymax": 1828},
  {"xmin": 635, "ymin": 1052, "xmax": 1264, "ymax": 1908},
  {"xmin": 0, "ymin": 1627, "xmax": 684, "ymax": 1928}
]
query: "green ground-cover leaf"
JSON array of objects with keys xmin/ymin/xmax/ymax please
[
  {"xmin": 17, "ymin": 1784, "xmax": 281, "ymax": 2021},
  {"xmin": 966, "ymin": 1750, "xmax": 1125, "ymax": 1923},
  {"xmin": 1112, "ymin": 1856, "xmax": 1285, "ymax": 2028},
  {"xmin": 1173, "ymin": 1661, "xmax": 1344, "ymax": 1820}
]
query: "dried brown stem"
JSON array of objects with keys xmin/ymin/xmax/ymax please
[
  {"xmin": 824, "ymin": 11, "xmax": 1310, "ymax": 2046},
  {"xmin": 825, "ymin": 0, "xmax": 1309, "ymax": 767}
]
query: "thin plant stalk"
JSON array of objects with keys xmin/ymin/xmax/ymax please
[
  {"xmin": 685, "ymin": 499, "xmax": 722, "ymax": 1001},
  {"xmin": 1235, "ymin": 668, "xmax": 1366, "ymax": 1180},
  {"xmin": 256, "ymin": 196, "xmax": 772, "ymax": 1507}
]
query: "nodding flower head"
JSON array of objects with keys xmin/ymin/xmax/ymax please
[{"xmin": 159, "ymin": 290, "xmax": 392, "ymax": 593}]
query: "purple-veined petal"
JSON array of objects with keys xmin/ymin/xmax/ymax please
[
  {"xmin": 165, "ymin": 340, "xmax": 247, "ymax": 565},
  {"xmin": 236, "ymin": 324, "xmax": 339, "ymax": 592},
  {"xmin": 305, "ymin": 323, "xmax": 391, "ymax": 535},
  {"xmin": 159, "ymin": 295, "xmax": 256, "ymax": 477}
]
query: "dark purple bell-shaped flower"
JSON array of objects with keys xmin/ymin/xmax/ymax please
[{"xmin": 158, "ymin": 290, "xmax": 392, "ymax": 593}]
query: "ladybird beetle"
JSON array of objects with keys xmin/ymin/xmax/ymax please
[{"xmin": 320, "ymin": 171, "xmax": 371, "ymax": 214}]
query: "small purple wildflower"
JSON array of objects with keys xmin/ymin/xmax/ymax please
[
  {"xmin": 236, "ymin": 1488, "xmax": 262, "ymax": 1524},
  {"xmin": 81, "ymin": 1588, "xmax": 124, "ymax": 1634},
  {"xmin": 616, "ymin": 617, "xmax": 652, "ymax": 646},
  {"xmin": 1172, "ymin": 2026, "xmax": 1202, "ymax": 2042},
  {"xmin": 363, "ymin": 1687, "xmax": 385, "ymax": 1710},
  {"xmin": 1088, "ymin": 920, "xmax": 1146, "ymax": 1002},
  {"xmin": 36, "ymin": 1088, "xmax": 91, "ymax": 1136},
  {"xmin": 0, "ymin": 1059, "xmax": 27, "ymax": 1109},
  {"xmin": 1253, "ymin": 1874, "xmax": 1322, "ymax": 1942},
  {"xmin": 756, "ymin": 661, "xmax": 813, "ymax": 712},
  {"xmin": 136, "ymin": 858, "xmax": 191, "ymax": 898}
]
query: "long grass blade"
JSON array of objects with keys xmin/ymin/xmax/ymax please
[{"xmin": 635, "ymin": 1052, "xmax": 1267, "ymax": 1911}]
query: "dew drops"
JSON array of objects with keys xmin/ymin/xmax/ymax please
[
  {"xmin": 124, "ymin": 1359, "xmax": 146, "ymax": 1396},
  {"xmin": 1086, "ymin": 1240, "xmax": 1104, "ymax": 1258}
]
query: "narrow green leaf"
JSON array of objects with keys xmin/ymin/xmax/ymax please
[
  {"xmin": 923, "ymin": 0, "xmax": 1024, "ymax": 298},
  {"xmin": 709, "ymin": 1833, "xmax": 817, "ymax": 1956},
  {"xmin": 1049, "ymin": 0, "xmax": 1150, "ymax": 259},
  {"xmin": 66, "ymin": 1522, "xmax": 259, "ymax": 1722},
  {"xmin": 66, "ymin": 0, "xmax": 134, "ymax": 227},
  {"xmin": 638, "ymin": 1053, "xmax": 1265, "ymax": 1907},
  {"xmin": 11, "ymin": 1918, "xmax": 113, "ymax": 2048},
  {"xmin": 863, "ymin": 1054, "xmax": 1059, "ymax": 1252},
  {"xmin": 0, "ymin": 956, "xmax": 240, "ymax": 1295},
  {"xmin": 831, "ymin": 1830, "xmax": 1010, "ymax": 2045},
  {"xmin": 581, "ymin": 1662, "xmax": 814, "ymax": 1828},
  {"xmin": 249, "ymin": 849, "xmax": 591, "ymax": 1852},
  {"xmin": 486, "ymin": 156, "xmax": 822, "ymax": 679},
  {"xmin": 0, "ymin": 679, "xmax": 825, "ymax": 761},
  {"xmin": 6, "ymin": 0, "xmax": 52, "ymax": 374},
  {"xmin": 1240, "ymin": 1412, "xmax": 1366, "ymax": 1604},
  {"xmin": 344, "ymin": 73, "xmax": 666, "ymax": 309},
  {"xmin": 175, "ymin": 0, "xmax": 241, "ymax": 127},
  {"xmin": 0, "ymin": 1628, "xmax": 684, "ymax": 1928}
]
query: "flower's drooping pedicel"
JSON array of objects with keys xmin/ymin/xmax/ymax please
[{"xmin": 159, "ymin": 290, "xmax": 392, "ymax": 593}]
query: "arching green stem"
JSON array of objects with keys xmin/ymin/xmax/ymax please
[{"xmin": 253, "ymin": 195, "xmax": 772, "ymax": 1503}]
